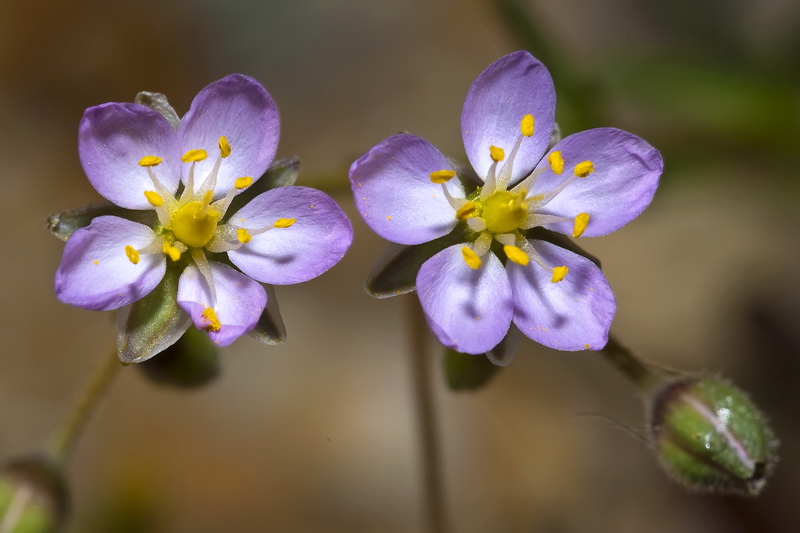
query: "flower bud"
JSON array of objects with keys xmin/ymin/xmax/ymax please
[
  {"xmin": 0, "ymin": 455, "xmax": 68, "ymax": 533},
  {"xmin": 649, "ymin": 377, "xmax": 778, "ymax": 495}
]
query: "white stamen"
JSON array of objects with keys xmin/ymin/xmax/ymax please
[
  {"xmin": 191, "ymin": 248, "xmax": 217, "ymax": 303},
  {"xmin": 466, "ymin": 217, "xmax": 487, "ymax": 232},
  {"xmin": 472, "ymin": 232, "xmax": 493, "ymax": 257},
  {"xmin": 521, "ymin": 213, "xmax": 573, "ymax": 230}
]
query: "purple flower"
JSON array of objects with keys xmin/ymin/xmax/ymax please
[
  {"xmin": 349, "ymin": 51, "xmax": 662, "ymax": 355},
  {"xmin": 55, "ymin": 74, "xmax": 352, "ymax": 356}
]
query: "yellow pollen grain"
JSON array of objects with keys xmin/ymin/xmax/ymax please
[
  {"xmin": 520, "ymin": 114, "xmax": 534, "ymax": 137},
  {"xmin": 237, "ymin": 228, "xmax": 252, "ymax": 243},
  {"xmin": 551, "ymin": 266, "xmax": 568, "ymax": 283},
  {"xmin": 489, "ymin": 145, "xmax": 505, "ymax": 162},
  {"xmin": 573, "ymin": 213, "xmax": 590, "ymax": 238},
  {"xmin": 429, "ymin": 170, "xmax": 456, "ymax": 184},
  {"xmin": 219, "ymin": 136, "xmax": 232, "ymax": 158},
  {"xmin": 181, "ymin": 149, "xmax": 208, "ymax": 163},
  {"xmin": 461, "ymin": 246, "xmax": 481, "ymax": 269},
  {"xmin": 274, "ymin": 218, "xmax": 296, "ymax": 228},
  {"xmin": 455, "ymin": 201, "xmax": 477, "ymax": 221},
  {"xmin": 548, "ymin": 151, "xmax": 564, "ymax": 175},
  {"xmin": 124, "ymin": 245, "xmax": 140, "ymax": 264},
  {"xmin": 234, "ymin": 176, "xmax": 253, "ymax": 189},
  {"xmin": 584, "ymin": 344, "xmax": 590, "ymax": 349},
  {"xmin": 574, "ymin": 160, "xmax": 594, "ymax": 178},
  {"xmin": 144, "ymin": 190, "xmax": 164, "ymax": 207},
  {"xmin": 161, "ymin": 242, "xmax": 181, "ymax": 262},
  {"xmin": 503, "ymin": 245, "xmax": 530, "ymax": 266},
  {"xmin": 201, "ymin": 307, "xmax": 221, "ymax": 332},
  {"xmin": 138, "ymin": 155, "xmax": 162, "ymax": 167},
  {"xmin": 93, "ymin": 260, "xmax": 99, "ymax": 265}
]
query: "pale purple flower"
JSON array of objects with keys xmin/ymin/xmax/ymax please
[
  {"xmin": 349, "ymin": 51, "xmax": 662, "ymax": 355},
  {"xmin": 55, "ymin": 74, "xmax": 352, "ymax": 351}
]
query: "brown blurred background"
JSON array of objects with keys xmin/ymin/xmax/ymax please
[{"xmin": 1, "ymin": 0, "xmax": 799, "ymax": 531}]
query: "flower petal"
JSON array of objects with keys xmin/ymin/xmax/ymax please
[
  {"xmin": 417, "ymin": 245, "xmax": 513, "ymax": 355},
  {"xmin": 349, "ymin": 133, "xmax": 464, "ymax": 245},
  {"xmin": 227, "ymin": 186, "xmax": 352, "ymax": 285},
  {"xmin": 508, "ymin": 240, "xmax": 615, "ymax": 351},
  {"xmin": 177, "ymin": 261, "xmax": 267, "ymax": 347},
  {"xmin": 79, "ymin": 103, "xmax": 182, "ymax": 209},
  {"xmin": 461, "ymin": 50, "xmax": 556, "ymax": 184},
  {"xmin": 178, "ymin": 74, "xmax": 279, "ymax": 197},
  {"xmin": 54, "ymin": 216, "xmax": 166, "ymax": 311},
  {"xmin": 532, "ymin": 128, "xmax": 663, "ymax": 236}
]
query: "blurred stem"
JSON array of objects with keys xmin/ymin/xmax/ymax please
[
  {"xmin": 47, "ymin": 348, "xmax": 121, "ymax": 464},
  {"xmin": 406, "ymin": 297, "xmax": 449, "ymax": 533},
  {"xmin": 600, "ymin": 334, "xmax": 668, "ymax": 394}
]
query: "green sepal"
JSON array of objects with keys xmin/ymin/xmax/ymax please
[
  {"xmin": 0, "ymin": 455, "xmax": 67, "ymax": 533},
  {"xmin": 444, "ymin": 349, "xmax": 500, "ymax": 391},
  {"xmin": 117, "ymin": 264, "xmax": 192, "ymax": 364},
  {"xmin": 46, "ymin": 202, "xmax": 155, "ymax": 242},
  {"xmin": 248, "ymin": 284, "xmax": 287, "ymax": 345},
  {"xmin": 650, "ymin": 377, "xmax": 778, "ymax": 496},
  {"xmin": 524, "ymin": 227, "xmax": 602, "ymax": 268},
  {"xmin": 134, "ymin": 91, "xmax": 180, "ymax": 130},
  {"xmin": 138, "ymin": 326, "xmax": 220, "ymax": 389},
  {"xmin": 226, "ymin": 156, "xmax": 301, "ymax": 216},
  {"xmin": 366, "ymin": 226, "xmax": 467, "ymax": 298}
]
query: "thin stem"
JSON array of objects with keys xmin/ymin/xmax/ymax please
[
  {"xmin": 406, "ymin": 297, "xmax": 449, "ymax": 533},
  {"xmin": 600, "ymin": 334, "xmax": 669, "ymax": 395},
  {"xmin": 47, "ymin": 349, "xmax": 121, "ymax": 464}
]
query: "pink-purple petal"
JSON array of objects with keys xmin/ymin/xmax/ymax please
[
  {"xmin": 79, "ymin": 103, "xmax": 182, "ymax": 209},
  {"xmin": 461, "ymin": 50, "xmax": 556, "ymax": 185},
  {"xmin": 417, "ymin": 245, "xmax": 513, "ymax": 355},
  {"xmin": 178, "ymin": 74, "xmax": 279, "ymax": 197},
  {"xmin": 508, "ymin": 240, "xmax": 615, "ymax": 351},
  {"xmin": 54, "ymin": 216, "xmax": 166, "ymax": 311},
  {"xmin": 177, "ymin": 261, "xmax": 267, "ymax": 347},
  {"xmin": 349, "ymin": 133, "xmax": 464, "ymax": 245},
  {"xmin": 227, "ymin": 186, "xmax": 353, "ymax": 285},
  {"xmin": 532, "ymin": 128, "xmax": 663, "ymax": 237}
]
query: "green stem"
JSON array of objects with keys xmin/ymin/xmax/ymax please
[
  {"xmin": 47, "ymin": 349, "xmax": 121, "ymax": 464},
  {"xmin": 600, "ymin": 334, "xmax": 669, "ymax": 394},
  {"xmin": 406, "ymin": 297, "xmax": 450, "ymax": 533}
]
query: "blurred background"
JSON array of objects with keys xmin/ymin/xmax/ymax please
[{"xmin": 1, "ymin": 0, "xmax": 799, "ymax": 531}]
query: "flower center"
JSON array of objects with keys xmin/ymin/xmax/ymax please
[
  {"xmin": 481, "ymin": 190, "xmax": 528, "ymax": 234},
  {"xmin": 171, "ymin": 192, "xmax": 221, "ymax": 248}
]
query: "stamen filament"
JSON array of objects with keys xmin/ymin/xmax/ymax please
[
  {"xmin": 466, "ymin": 217, "xmax": 486, "ymax": 232},
  {"xmin": 191, "ymin": 248, "xmax": 217, "ymax": 304},
  {"xmin": 472, "ymin": 232, "xmax": 493, "ymax": 257}
]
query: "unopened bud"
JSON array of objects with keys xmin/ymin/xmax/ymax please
[
  {"xmin": 649, "ymin": 377, "xmax": 778, "ymax": 496},
  {"xmin": 0, "ymin": 455, "xmax": 67, "ymax": 533},
  {"xmin": 138, "ymin": 326, "xmax": 220, "ymax": 389}
]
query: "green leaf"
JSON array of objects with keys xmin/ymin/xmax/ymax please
[
  {"xmin": 248, "ymin": 284, "xmax": 287, "ymax": 345},
  {"xmin": 117, "ymin": 265, "xmax": 192, "ymax": 364},
  {"xmin": 46, "ymin": 203, "xmax": 155, "ymax": 242},
  {"xmin": 366, "ymin": 227, "xmax": 467, "ymax": 298},
  {"xmin": 226, "ymin": 156, "xmax": 301, "ymax": 215},
  {"xmin": 444, "ymin": 349, "xmax": 501, "ymax": 392}
]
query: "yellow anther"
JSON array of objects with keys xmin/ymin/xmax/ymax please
[
  {"xmin": 548, "ymin": 151, "xmax": 564, "ymax": 175},
  {"xmin": 520, "ymin": 114, "xmax": 534, "ymax": 137},
  {"xmin": 219, "ymin": 136, "xmax": 231, "ymax": 158},
  {"xmin": 461, "ymin": 246, "xmax": 482, "ymax": 269},
  {"xmin": 429, "ymin": 170, "xmax": 456, "ymax": 184},
  {"xmin": 138, "ymin": 155, "xmax": 162, "ymax": 167},
  {"xmin": 574, "ymin": 160, "xmax": 594, "ymax": 178},
  {"xmin": 455, "ymin": 201, "xmax": 478, "ymax": 221},
  {"xmin": 124, "ymin": 245, "xmax": 140, "ymax": 265},
  {"xmin": 573, "ymin": 213, "xmax": 590, "ymax": 238},
  {"xmin": 234, "ymin": 176, "xmax": 253, "ymax": 189},
  {"xmin": 237, "ymin": 228, "xmax": 252, "ymax": 243},
  {"xmin": 161, "ymin": 242, "xmax": 182, "ymax": 262},
  {"xmin": 551, "ymin": 266, "xmax": 568, "ymax": 283},
  {"xmin": 181, "ymin": 149, "xmax": 208, "ymax": 163},
  {"xmin": 201, "ymin": 307, "xmax": 221, "ymax": 332},
  {"xmin": 503, "ymin": 245, "xmax": 530, "ymax": 266},
  {"xmin": 274, "ymin": 218, "xmax": 296, "ymax": 228},
  {"xmin": 144, "ymin": 190, "xmax": 164, "ymax": 207},
  {"xmin": 490, "ymin": 145, "xmax": 505, "ymax": 162}
]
